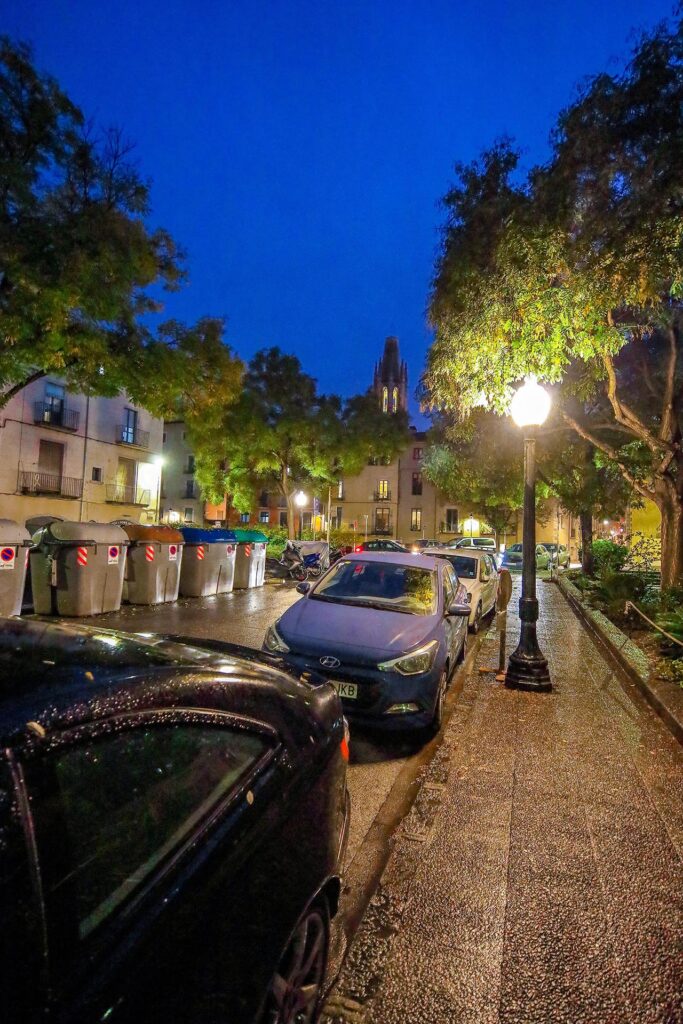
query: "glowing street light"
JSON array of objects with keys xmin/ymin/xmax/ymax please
[
  {"xmin": 294, "ymin": 490, "xmax": 308, "ymax": 541},
  {"xmin": 505, "ymin": 377, "xmax": 552, "ymax": 693}
]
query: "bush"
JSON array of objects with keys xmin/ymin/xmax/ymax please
[
  {"xmin": 591, "ymin": 540, "xmax": 628, "ymax": 575},
  {"xmin": 589, "ymin": 570, "xmax": 649, "ymax": 624},
  {"xmin": 623, "ymin": 534, "xmax": 661, "ymax": 574}
]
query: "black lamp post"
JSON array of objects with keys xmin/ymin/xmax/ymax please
[{"xmin": 505, "ymin": 378, "xmax": 552, "ymax": 693}]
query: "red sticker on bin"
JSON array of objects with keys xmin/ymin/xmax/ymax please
[
  {"xmin": 108, "ymin": 545, "xmax": 119, "ymax": 565},
  {"xmin": 168, "ymin": 544, "xmax": 178, "ymax": 561},
  {"xmin": 77, "ymin": 546, "xmax": 88, "ymax": 567},
  {"xmin": 244, "ymin": 544, "xmax": 252, "ymax": 557},
  {"xmin": 197, "ymin": 545, "xmax": 205, "ymax": 560},
  {"xmin": 227, "ymin": 544, "xmax": 234, "ymax": 554},
  {"xmin": 145, "ymin": 544, "xmax": 155, "ymax": 562},
  {"xmin": 0, "ymin": 546, "xmax": 15, "ymax": 570}
]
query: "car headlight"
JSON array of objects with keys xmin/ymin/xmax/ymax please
[
  {"xmin": 378, "ymin": 639, "xmax": 439, "ymax": 675},
  {"xmin": 264, "ymin": 621, "xmax": 290, "ymax": 653}
]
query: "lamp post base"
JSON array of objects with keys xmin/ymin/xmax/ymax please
[{"xmin": 505, "ymin": 648, "xmax": 552, "ymax": 692}]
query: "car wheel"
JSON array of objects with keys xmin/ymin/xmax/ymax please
[
  {"xmin": 457, "ymin": 630, "xmax": 467, "ymax": 664},
  {"xmin": 469, "ymin": 602, "xmax": 483, "ymax": 634},
  {"xmin": 428, "ymin": 668, "xmax": 448, "ymax": 735},
  {"xmin": 261, "ymin": 899, "xmax": 329, "ymax": 1024}
]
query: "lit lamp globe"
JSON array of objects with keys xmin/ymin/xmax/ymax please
[
  {"xmin": 510, "ymin": 377, "xmax": 551, "ymax": 428},
  {"xmin": 294, "ymin": 490, "xmax": 308, "ymax": 508}
]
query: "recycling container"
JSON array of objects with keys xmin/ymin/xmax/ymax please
[
  {"xmin": 179, "ymin": 528, "xmax": 237, "ymax": 597},
  {"xmin": 30, "ymin": 521, "xmax": 129, "ymax": 616},
  {"xmin": 0, "ymin": 519, "xmax": 31, "ymax": 617},
  {"xmin": 233, "ymin": 530, "xmax": 268, "ymax": 589},
  {"xmin": 115, "ymin": 523, "xmax": 184, "ymax": 605}
]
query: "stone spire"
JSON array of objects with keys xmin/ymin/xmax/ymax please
[{"xmin": 373, "ymin": 336, "xmax": 408, "ymax": 413}]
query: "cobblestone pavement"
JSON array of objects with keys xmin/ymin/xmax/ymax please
[{"xmin": 324, "ymin": 577, "xmax": 683, "ymax": 1024}]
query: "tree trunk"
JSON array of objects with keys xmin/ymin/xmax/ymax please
[
  {"xmin": 579, "ymin": 510, "xmax": 594, "ymax": 575},
  {"xmin": 658, "ymin": 489, "xmax": 683, "ymax": 590},
  {"xmin": 0, "ymin": 368, "xmax": 48, "ymax": 408}
]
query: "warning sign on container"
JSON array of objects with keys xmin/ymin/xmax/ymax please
[
  {"xmin": 108, "ymin": 545, "xmax": 120, "ymax": 565},
  {"xmin": 0, "ymin": 546, "xmax": 16, "ymax": 570},
  {"xmin": 168, "ymin": 544, "xmax": 178, "ymax": 561}
]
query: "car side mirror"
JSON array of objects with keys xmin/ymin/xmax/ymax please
[
  {"xmin": 448, "ymin": 603, "xmax": 471, "ymax": 617},
  {"xmin": 296, "ymin": 581, "xmax": 311, "ymax": 595}
]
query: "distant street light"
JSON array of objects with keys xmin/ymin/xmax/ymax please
[
  {"xmin": 294, "ymin": 490, "xmax": 307, "ymax": 541},
  {"xmin": 505, "ymin": 377, "xmax": 552, "ymax": 693}
]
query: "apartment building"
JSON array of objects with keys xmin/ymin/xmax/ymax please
[
  {"xmin": 159, "ymin": 421, "xmax": 205, "ymax": 525},
  {"xmin": 0, "ymin": 377, "xmax": 163, "ymax": 527}
]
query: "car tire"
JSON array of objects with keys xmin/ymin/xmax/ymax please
[
  {"xmin": 260, "ymin": 898, "xmax": 330, "ymax": 1024},
  {"xmin": 457, "ymin": 630, "xmax": 467, "ymax": 664},
  {"xmin": 427, "ymin": 667, "xmax": 448, "ymax": 735},
  {"xmin": 469, "ymin": 602, "xmax": 483, "ymax": 634}
]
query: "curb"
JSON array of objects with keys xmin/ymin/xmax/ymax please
[{"xmin": 556, "ymin": 574, "xmax": 683, "ymax": 746}]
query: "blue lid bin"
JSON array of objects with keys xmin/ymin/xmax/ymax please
[
  {"xmin": 233, "ymin": 529, "xmax": 268, "ymax": 589},
  {"xmin": 0, "ymin": 519, "xmax": 31, "ymax": 617},
  {"xmin": 178, "ymin": 528, "xmax": 238, "ymax": 597}
]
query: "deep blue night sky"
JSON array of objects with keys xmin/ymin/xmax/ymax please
[{"xmin": 4, "ymin": 1, "xmax": 674, "ymax": 414}]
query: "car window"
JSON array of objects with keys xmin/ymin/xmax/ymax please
[
  {"xmin": 312, "ymin": 559, "xmax": 437, "ymax": 615},
  {"xmin": 442, "ymin": 567, "xmax": 455, "ymax": 610},
  {"xmin": 30, "ymin": 720, "xmax": 270, "ymax": 941},
  {"xmin": 442, "ymin": 554, "xmax": 477, "ymax": 579}
]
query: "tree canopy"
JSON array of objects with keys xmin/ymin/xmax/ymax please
[
  {"xmin": 0, "ymin": 37, "xmax": 242, "ymax": 420},
  {"xmin": 425, "ymin": 15, "xmax": 683, "ymax": 585}
]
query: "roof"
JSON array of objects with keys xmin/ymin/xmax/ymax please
[
  {"xmin": 427, "ymin": 547, "xmax": 488, "ymax": 560},
  {"xmin": 343, "ymin": 551, "xmax": 442, "ymax": 571}
]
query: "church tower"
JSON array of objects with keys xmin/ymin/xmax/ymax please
[{"xmin": 373, "ymin": 336, "xmax": 408, "ymax": 414}]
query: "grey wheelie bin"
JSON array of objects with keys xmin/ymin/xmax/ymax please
[
  {"xmin": 233, "ymin": 530, "xmax": 268, "ymax": 589},
  {"xmin": 116, "ymin": 523, "xmax": 184, "ymax": 605},
  {"xmin": 178, "ymin": 528, "xmax": 237, "ymax": 597},
  {"xmin": 0, "ymin": 520, "xmax": 31, "ymax": 617},
  {"xmin": 30, "ymin": 521, "xmax": 129, "ymax": 616}
]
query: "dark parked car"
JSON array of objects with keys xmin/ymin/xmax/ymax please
[
  {"xmin": 353, "ymin": 539, "xmax": 409, "ymax": 553},
  {"xmin": 264, "ymin": 553, "xmax": 470, "ymax": 733},
  {"xmin": 0, "ymin": 618, "xmax": 349, "ymax": 1024}
]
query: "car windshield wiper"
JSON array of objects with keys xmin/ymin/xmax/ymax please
[{"xmin": 339, "ymin": 598, "xmax": 416, "ymax": 614}]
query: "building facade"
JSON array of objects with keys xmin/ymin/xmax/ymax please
[
  {"xmin": 159, "ymin": 421, "xmax": 205, "ymax": 526},
  {"xmin": 0, "ymin": 377, "xmax": 163, "ymax": 527}
]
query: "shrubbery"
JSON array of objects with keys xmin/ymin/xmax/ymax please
[{"xmin": 590, "ymin": 540, "xmax": 628, "ymax": 574}]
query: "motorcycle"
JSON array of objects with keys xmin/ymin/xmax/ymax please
[{"xmin": 265, "ymin": 541, "xmax": 308, "ymax": 582}]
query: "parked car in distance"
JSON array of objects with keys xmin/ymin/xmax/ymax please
[
  {"xmin": 354, "ymin": 539, "xmax": 409, "ymax": 553},
  {"xmin": 0, "ymin": 618, "xmax": 349, "ymax": 1024},
  {"xmin": 409, "ymin": 538, "xmax": 441, "ymax": 553},
  {"xmin": 447, "ymin": 536, "xmax": 497, "ymax": 552},
  {"xmin": 425, "ymin": 547, "xmax": 499, "ymax": 633},
  {"xmin": 264, "ymin": 552, "xmax": 470, "ymax": 734},
  {"xmin": 539, "ymin": 542, "xmax": 570, "ymax": 567},
  {"xmin": 501, "ymin": 542, "xmax": 552, "ymax": 571}
]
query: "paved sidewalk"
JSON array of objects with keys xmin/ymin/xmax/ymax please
[{"xmin": 324, "ymin": 578, "xmax": 683, "ymax": 1024}]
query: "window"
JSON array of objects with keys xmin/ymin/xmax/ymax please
[
  {"xmin": 445, "ymin": 508, "xmax": 458, "ymax": 532},
  {"xmin": 184, "ymin": 479, "xmax": 195, "ymax": 499},
  {"xmin": 412, "ymin": 472, "xmax": 422, "ymax": 496},
  {"xmin": 91, "ymin": 467, "xmax": 102, "ymax": 483},
  {"xmin": 121, "ymin": 407, "xmax": 138, "ymax": 444},
  {"xmin": 413, "ymin": 447, "xmax": 423, "ymax": 461},
  {"xmin": 382, "ymin": 386, "xmax": 388, "ymax": 413},
  {"xmin": 259, "ymin": 510, "xmax": 269, "ymax": 524},
  {"xmin": 185, "ymin": 455, "xmax": 195, "ymax": 474},
  {"xmin": 338, "ymin": 479, "xmax": 344, "ymax": 499},
  {"xmin": 375, "ymin": 507, "xmax": 391, "ymax": 533},
  {"xmin": 377, "ymin": 479, "xmax": 389, "ymax": 499},
  {"xmin": 279, "ymin": 511, "xmax": 288, "ymax": 528},
  {"xmin": 240, "ymin": 512, "xmax": 250, "ymax": 524},
  {"xmin": 184, "ymin": 507, "xmax": 193, "ymax": 522},
  {"xmin": 38, "ymin": 439, "xmax": 64, "ymax": 485},
  {"xmin": 443, "ymin": 568, "xmax": 455, "ymax": 610},
  {"xmin": 410, "ymin": 509, "xmax": 422, "ymax": 532},
  {"xmin": 162, "ymin": 432, "xmax": 167, "ymax": 444},
  {"xmin": 32, "ymin": 720, "xmax": 268, "ymax": 939},
  {"xmin": 335, "ymin": 506, "xmax": 343, "ymax": 528},
  {"xmin": 392, "ymin": 386, "xmax": 399, "ymax": 413}
]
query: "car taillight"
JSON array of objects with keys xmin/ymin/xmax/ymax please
[{"xmin": 354, "ymin": 545, "xmax": 363, "ymax": 553}]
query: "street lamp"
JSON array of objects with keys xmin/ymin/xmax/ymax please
[
  {"xmin": 294, "ymin": 490, "xmax": 307, "ymax": 541},
  {"xmin": 505, "ymin": 377, "xmax": 552, "ymax": 693}
]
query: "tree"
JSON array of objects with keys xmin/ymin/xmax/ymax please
[
  {"xmin": 0, "ymin": 39, "xmax": 242, "ymax": 417},
  {"xmin": 194, "ymin": 348, "xmax": 409, "ymax": 538},
  {"xmin": 425, "ymin": 16, "xmax": 683, "ymax": 587}
]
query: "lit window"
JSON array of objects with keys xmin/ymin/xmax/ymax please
[
  {"xmin": 184, "ymin": 507, "xmax": 193, "ymax": 522},
  {"xmin": 338, "ymin": 479, "xmax": 344, "ymax": 499},
  {"xmin": 410, "ymin": 509, "xmax": 422, "ymax": 531},
  {"xmin": 382, "ymin": 387, "xmax": 388, "ymax": 413},
  {"xmin": 259, "ymin": 510, "xmax": 269, "ymax": 524},
  {"xmin": 377, "ymin": 479, "xmax": 389, "ymax": 499},
  {"xmin": 392, "ymin": 386, "xmax": 398, "ymax": 412},
  {"xmin": 413, "ymin": 447, "xmax": 423, "ymax": 461},
  {"xmin": 240, "ymin": 512, "xmax": 250, "ymax": 524}
]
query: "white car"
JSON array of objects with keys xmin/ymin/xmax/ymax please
[{"xmin": 425, "ymin": 546, "xmax": 499, "ymax": 633}]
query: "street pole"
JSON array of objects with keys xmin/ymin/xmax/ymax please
[
  {"xmin": 326, "ymin": 485, "xmax": 332, "ymax": 547},
  {"xmin": 505, "ymin": 430, "xmax": 551, "ymax": 692},
  {"xmin": 364, "ymin": 514, "xmax": 368, "ymax": 541}
]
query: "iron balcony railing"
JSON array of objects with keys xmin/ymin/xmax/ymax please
[
  {"xmin": 18, "ymin": 470, "xmax": 83, "ymax": 498},
  {"xmin": 373, "ymin": 490, "xmax": 391, "ymax": 501},
  {"xmin": 33, "ymin": 401, "xmax": 80, "ymax": 431},
  {"xmin": 105, "ymin": 483, "xmax": 151, "ymax": 506},
  {"xmin": 440, "ymin": 522, "xmax": 459, "ymax": 534},
  {"xmin": 373, "ymin": 522, "xmax": 393, "ymax": 536},
  {"xmin": 116, "ymin": 424, "xmax": 150, "ymax": 448}
]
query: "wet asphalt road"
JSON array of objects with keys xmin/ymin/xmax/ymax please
[{"xmin": 71, "ymin": 580, "xmax": 431, "ymax": 869}]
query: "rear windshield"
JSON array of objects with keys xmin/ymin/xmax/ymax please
[
  {"xmin": 508, "ymin": 544, "xmax": 523, "ymax": 552},
  {"xmin": 312, "ymin": 560, "xmax": 437, "ymax": 615},
  {"xmin": 442, "ymin": 555, "xmax": 477, "ymax": 579}
]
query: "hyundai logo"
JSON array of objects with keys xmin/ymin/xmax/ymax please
[{"xmin": 320, "ymin": 655, "xmax": 341, "ymax": 669}]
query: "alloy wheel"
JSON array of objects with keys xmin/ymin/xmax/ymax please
[{"xmin": 264, "ymin": 904, "xmax": 328, "ymax": 1024}]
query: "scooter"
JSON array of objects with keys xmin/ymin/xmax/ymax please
[{"xmin": 265, "ymin": 541, "xmax": 308, "ymax": 582}]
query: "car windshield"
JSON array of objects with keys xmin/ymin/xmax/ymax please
[
  {"xmin": 508, "ymin": 544, "xmax": 523, "ymax": 552},
  {"xmin": 442, "ymin": 555, "xmax": 477, "ymax": 579},
  {"xmin": 312, "ymin": 559, "xmax": 437, "ymax": 615},
  {"xmin": 541, "ymin": 543, "xmax": 557, "ymax": 552}
]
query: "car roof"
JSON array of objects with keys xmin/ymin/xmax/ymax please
[
  {"xmin": 341, "ymin": 551, "xmax": 442, "ymax": 571},
  {"xmin": 432, "ymin": 546, "xmax": 486, "ymax": 560},
  {"xmin": 0, "ymin": 618, "xmax": 334, "ymax": 745}
]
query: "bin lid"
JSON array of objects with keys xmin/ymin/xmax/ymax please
[
  {"xmin": 0, "ymin": 519, "xmax": 31, "ymax": 545},
  {"xmin": 114, "ymin": 523, "xmax": 184, "ymax": 544},
  {"xmin": 25, "ymin": 515, "xmax": 63, "ymax": 535},
  {"xmin": 179, "ymin": 527, "xmax": 238, "ymax": 544},
  {"xmin": 32, "ymin": 521, "xmax": 130, "ymax": 546},
  {"xmin": 233, "ymin": 529, "xmax": 269, "ymax": 544}
]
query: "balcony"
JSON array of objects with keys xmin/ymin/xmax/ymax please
[
  {"xmin": 373, "ymin": 490, "xmax": 392, "ymax": 502},
  {"xmin": 19, "ymin": 471, "xmax": 83, "ymax": 499},
  {"xmin": 105, "ymin": 483, "xmax": 151, "ymax": 506},
  {"xmin": 440, "ymin": 522, "xmax": 459, "ymax": 534},
  {"xmin": 116, "ymin": 425, "xmax": 150, "ymax": 449},
  {"xmin": 373, "ymin": 521, "xmax": 393, "ymax": 536},
  {"xmin": 34, "ymin": 401, "xmax": 80, "ymax": 431}
]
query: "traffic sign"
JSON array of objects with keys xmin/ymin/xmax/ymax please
[{"xmin": 0, "ymin": 546, "xmax": 15, "ymax": 571}]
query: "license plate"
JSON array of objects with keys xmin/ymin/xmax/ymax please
[{"xmin": 333, "ymin": 681, "xmax": 358, "ymax": 699}]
